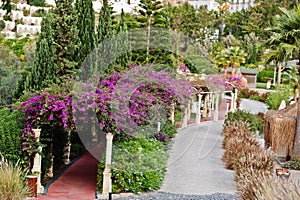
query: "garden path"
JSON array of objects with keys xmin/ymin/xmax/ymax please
[
  {"xmin": 36, "ymin": 145, "xmax": 103, "ymax": 200},
  {"xmin": 160, "ymin": 98, "xmax": 268, "ymax": 195},
  {"xmin": 34, "ymin": 98, "xmax": 234, "ymax": 199},
  {"xmin": 239, "ymin": 98, "xmax": 268, "ymax": 114},
  {"xmin": 160, "ymin": 99, "xmax": 236, "ymax": 195}
]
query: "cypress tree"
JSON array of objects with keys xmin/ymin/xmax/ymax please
[
  {"xmin": 24, "ymin": 13, "xmax": 56, "ymax": 92},
  {"xmin": 96, "ymin": 0, "xmax": 117, "ymax": 74},
  {"xmin": 112, "ymin": 9, "xmax": 131, "ymax": 72},
  {"xmin": 75, "ymin": 0, "xmax": 96, "ymax": 66},
  {"xmin": 97, "ymin": 0, "xmax": 114, "ymax": 43},
  {"xmin": 52, "ymin": 0, "xmax": 81, "ymax": 81}
]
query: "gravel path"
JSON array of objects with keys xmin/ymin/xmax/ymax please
[
  {"xmin": 239, "ymin": 98, "xmax": 268, "ymax": 114},
  {"xmin": 103, "ymin": 98, "xmax": 268, "ymax": 200},
  {"xmin": 160, "ymin": 121, "xmax": 236, "ymax": 195},
  {"xmin": 113, "ymin": 191, "xmax": 238, "ymax": 200}
]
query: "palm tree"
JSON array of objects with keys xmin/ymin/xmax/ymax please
[
  {"xmin": 263, "ymin": 33, "xmax": 292, "ymax": 87},
  {"xmin": 214, "ymin": 50, "xmax": 230, "ymax": 74},
  {"xmin": 226, "ymin": 46, "xmax": 247, "ymax": 76},
  {"xmin": 267, "ymin": 5, "xmax": 300, "ymax": 158},
  {"xmin": 282, "ymin": 67, "xmax": 299, "ymax": 101}
]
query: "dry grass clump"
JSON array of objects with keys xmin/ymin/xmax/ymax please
[
  {"xmin": 232, "ymin": 139, "xmax": 274, "ymax": 200},
  {"xmin": 235, "ymin": 167, "xmax": 273, "ymax": 200},
  {"xmin": 222, "ymin": 120, "xmax": 252, "ymax": 149},
  {"xmin": 222, "ymin": 118, "xmax": 276, "ymax": 200},
  {"xmin": 222, "ymin": 137, "xmax": 260, "ymax": 170},
  {"xmin": 254, "ymin": 176, "xmax": 300, "ymax": 200},
  {"xmin": 0, "ymin": 154, "xmax": 30, "ymax": 200},
  {"xmin": 234, "ymin": 149, "xmax": 274, "ymax": 178}
]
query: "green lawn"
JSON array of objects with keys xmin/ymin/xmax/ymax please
[{"xmin": 256, "ymin": 82, "xmax": 267, "ymax": 89}]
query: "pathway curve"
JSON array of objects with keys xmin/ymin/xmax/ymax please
[
  {"xmin": 160, "ymin": 120, "xmax": 236, "ymax": 195},
  {"xmin": 158, "ymin": 98, "xmax": 267, "ymax": 195},
  {"xmin": 160, "ymin": 99, "xmax": 235, "ymax": 195},
  {"xmin": 36, "ymin": 146, "xmax": 102, "ymax": 200}
]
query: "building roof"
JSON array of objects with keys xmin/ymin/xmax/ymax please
[{"xmin": 226, "ymin": 68, "xmax": 259, "ymax": 75}]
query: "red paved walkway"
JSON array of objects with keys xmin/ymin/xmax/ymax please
[
  {"xmin": 36, "ymin": 149, "xmax": 100, "ymax": 200},
  {"xmin": 35, "ymin": 99, "xmax": 230, "ymax": 199}
]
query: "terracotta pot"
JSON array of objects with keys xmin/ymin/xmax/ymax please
[{"xmin": 26, "ymin": 175, "xmax": 38, "ymax": 197}]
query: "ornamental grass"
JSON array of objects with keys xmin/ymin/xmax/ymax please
[
  {"xmin": 234, "ymin": 148, "xmax": 274, "ymax": 178},
  {"xmin": 254, "ymin": 176, "xmax": 300, "ymax": 200},
  {"xmin": 222, "ymin": 137, "xmax": 260, "ymax": 170},
  {"xmin": 235, "ymin": 167, "xmax": 272, "ymax": 200},
  {"xmin": 222, "ymin": 120, "xmax": 252, "ymax": 149},
  {"xmin": 0, "ymin": 154, "xmax": 30, "ymax": 200}
]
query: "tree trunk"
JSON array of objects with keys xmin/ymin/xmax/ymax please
[
  {"xmin": 277, "ymin": 62, "xmax": 282, "ymax": 87},
  {"xmin": 63, "ymin": 129, "xmax": 72, "ymax": 165},
  {"xmin": 293, "ymin": 98, "xmax": 300, "ymax": 158},
  {"xmin": 231, "ymin": 63, "xmax": 236, "ymax": 76},
  {"xmin": 146, "ymin": 16, "xmax": 151, "ymax": 62},
  {"xmin": 224, "ymin": 65, "xmax": 227, "ymax": 75}
]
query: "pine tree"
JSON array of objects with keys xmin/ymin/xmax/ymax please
[
  {"xmin": 52, "ymin": 0, "xmax": 81, "ymax": 80},
  {"xmin": 24, "ymin": 13, "xmax": 56, "ymax": 92},
  {"xmin": 132, "ymin": 0, "xmax": 172, "ymax": 65},
  {"xmin": 75, "ymin": 0, "xmax": 96, "ymax": 66}
]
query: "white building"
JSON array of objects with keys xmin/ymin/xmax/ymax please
[
  {"xmin": 1, "ymin": 31, "xmax": 16, "ymax": 39},
  {"xmin": 17, "ymin": 24, "xmax": 41, "ymax": 35},
  {"xmin": 0, "ymin": 9, "xmax": 7, "ymax": 18},
  {"xmin": 188, "ymin": 0, "xmax": 219, "ymax": 10},
  {"xmin": 11, "ymin": 10, "xmax": 24, "ymax": 21},
  {"xmin": 22, "ymin": 16, "xmax": 42, "ymax": 26},
  {"xmin": 4, "ymin": 20, "xmax": 15, "ymax": 31},
  {"xmin": 93, "ymin": 0, "xmax": 140, "ymax": 14},
  {"xmin": 229, "ymin": 0, "xmax": 255, "ymax": 12},
  {"xmin": 16, "ymin": 3, "xmax": 31, "ymax": 11},
  {"xmin": 188, "ymin": 0, "xmax": 254, "ymax": 12}
]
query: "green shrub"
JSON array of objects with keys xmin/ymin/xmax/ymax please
[
  {"xmin": 238, "ymin": 88, "xmax": 269, "ymax": 103},
  {"xmin": 0, "ymin": 155, "xmax": 30, "ymax": 200},
  {"xmin": 0, "ymin": 107, "xmax": 23, "ymax": 163},
  {"xmin": 97, "ymin": 138, "xmax": 168, "ymax": 193},
  {"xmin": 225, "ymin": 110, "xmax": 264, "ymax": 133},
  {"xmin": 158, "ymin": 119, "xmax": 177, "ymax": 140},
  {"xmin": 27, "ymin": 0, "xmax": 45, "ymax": 6},
  {"xmin": 283, "ymin": 157, "xmax": 300, "ymax": 170},
  {"xmin": 257, "ymin": 70, "xmax": 274, "ymax": 83},
  {"xmin": 249, "ymin": 94, "xmax": 269, "ymax": 103},
  {"xmin": 266, "ymin": 89, "xmax": 290, "ymax": 110},
  {"xmin": 23, "ymin": 10, "xmax": 30, "ymax": 16}
]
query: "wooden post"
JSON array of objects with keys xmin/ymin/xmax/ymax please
[
  {"xmin": 171, "ymin": 103, "xmax": 175, "ymax": 124},
  {"xmin": 157, "ymin": 122, "xmax": 161, "ymax": 132},
  {"xmin": 202, "ymin": 94, "xmax": 207, "ymax": 118},
  {"xmin": 182, "ymin": 101, "xmax": 188, "ymax": 128},
  {"xmin": 103, "ymin": 133, "xmax": 113, "ymax": 196},
  {"xmin": 196, "ymin": 94, "xmax": 202, "ymax": 124},
  {"xmin": 230, "ymin": 92, "xmax": 234, "ymax": 111},
  {"xmin": 32, "ymin": 128, "xmax": 44, "ymax": 194},
  {"xmin": 213, "ymin": 93, "xmax": 219, "ymax": 121},
  {"xmin": 187, "ymin": 100, "xmax": 191, "ymax": 120},
  {"xmin": 211, "ymin": 93, "xmax": 215, "ymax": 111},
  {"xmin": 233, "ymin": 88, "xmax": 238, "ymax": 111}
]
